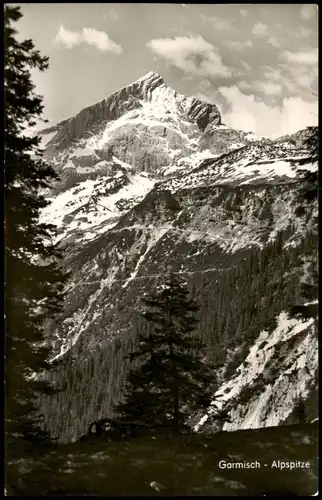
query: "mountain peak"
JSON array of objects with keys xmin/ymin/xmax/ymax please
[
  {"xmin": 134, "ymin": 71, "xmax": 163, "ymax": 84},
  {"xmin": 129, "ymin": 71, "xmax": 165, "ymax": 94},
  {"xmin": 40, "ymin": 69, "xmax": 222, "ymax": 150}
]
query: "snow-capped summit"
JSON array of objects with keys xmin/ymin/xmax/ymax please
[{"xmin": 39, "ymin": 71, "xmax": 222, "ymax": 158}]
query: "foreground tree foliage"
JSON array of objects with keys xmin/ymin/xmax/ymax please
[
  {"xmin": 304, "ymin": 125, "xmax": 318, "ymax": 162},
  {"xmin": 111, "ymin": 272, "xmax": 216, "ymax": 434},
  {"xmin": 4, "ymin": 5, "xmax": 66, "ymax": 444}
]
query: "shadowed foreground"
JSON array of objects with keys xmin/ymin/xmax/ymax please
[{"xmin": 6, "ymin": 423, "xmax": 318, "ymax": 496}]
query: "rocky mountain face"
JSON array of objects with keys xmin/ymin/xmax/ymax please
[
  {"xmin": 38, "ymin": 72, "xmax": 318, "ymax": 442},
  {"xmin": 193, "ymin": 308, "xmax": 318, "ymax": 434},
  {"xmin": 275, "ymin": 126, "xmax": 318, "ymax": 149}
]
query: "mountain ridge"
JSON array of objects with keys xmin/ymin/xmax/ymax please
[
  {"xmin": 36, "ymin": 73, "xmax": 318, "ymax": 443},
  {"xmin": 40, "ymin": 71, "xmax": 222, "ymax": 154}
]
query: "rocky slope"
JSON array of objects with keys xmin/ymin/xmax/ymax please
[
  {"xmin": 194, "ymin": 306, "xmax": 318, "ymax": 434},
  {"xmin": 38, "ymin": 72, "xmax": 318, "ymax": 441}
]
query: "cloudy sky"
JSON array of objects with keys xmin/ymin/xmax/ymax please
[{"xmin": 16, "ymin": 3, "xmax": 318, "ymax": 138}]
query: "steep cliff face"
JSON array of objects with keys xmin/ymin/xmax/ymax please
[
  {"xmin": 40, "ymin": 71, "xmax": 220, "ymax": 167},
  {"xmin": 194, "ymin": 308, "xmax": 318, "ymax": 434},
  {"xmin": 38, "ymin": 72, "xmax": 318, "ymax": 442}
]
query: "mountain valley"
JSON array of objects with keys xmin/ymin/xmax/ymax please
[{"xmin": 35, "ymin": 72, "xmax": 318, "ymax": 444}]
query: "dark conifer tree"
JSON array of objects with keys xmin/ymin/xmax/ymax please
[
  {"xmin": 304, "ymin": 125, "xmax": 318, "ymax": 162},
  {"xmin": 4, "ymin": 6, "xmax": 67, "ymax": 444},
  {"xmin": 293, "ymin": 398, "xmax": 306, "ymax": 424},
  {"xmin": 113, "ymin": 272, "xmax": 217, "ymax": 434},
  {"xmin": 288, "ymin": 126, "xmax": 318, "ymax": 322},
  {"xmin": 296, "ymin": 126, "xmax": 318, "ymax": 208}
]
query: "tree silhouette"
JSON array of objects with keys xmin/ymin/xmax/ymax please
[
  {"xmin": 289, "ymin": 127, "xmax": 318, "ymax": 322},
  {"xmin": 4, "ymin": 5, "xmax": 67, "ymax": 444},
  {"xmin": 112, "ymin": 272, "xmax": 217, "ymax": 434}
]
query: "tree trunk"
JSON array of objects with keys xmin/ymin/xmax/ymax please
[{"xmin": 169, "ymin": 341, "xmax": 180, "ymax": 432}]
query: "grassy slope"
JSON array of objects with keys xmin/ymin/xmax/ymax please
[{"xmin": 6, "ymin": 422, "xmax": 318, "ymax": 496}]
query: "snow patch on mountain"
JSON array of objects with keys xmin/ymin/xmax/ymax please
[
  {"xmin": 78, "ymin": 77, "xmax": 203, "ymax": 155},
  {"xmin": 38, "ymin": 130, "xmax": 57, "ymax": 148},
  {"xmin": 112, "ymin": 155, "xmax": 132, "ymax": 171},
  {"xmin": 244, "ymin": 131, "xmax": 268, "ymax": 143},
  {"xmin": 122, "ymin": 227, "xmax": 169, "ymax": 288},
  {"xmin": 161, "ymin": 151, "xmax": 316, "ymax": 193},
  {"xmin": 159, "ymin": 150, "xmax": 219, "ymax": 177},
  {"xmin": 40, "ymin": 173, "xmax": 155, "ymax": 244},
  {"xmin": 72, "ymin": 145, "xmax": 100, "ymax": 159}
]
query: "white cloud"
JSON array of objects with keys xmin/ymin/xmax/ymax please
[
  {"xmin": 256, "ymin": 81, "xmax": 283, "ymax": 95},
  {"xmin": 276, "ymin": 49, "xmax": 318, "ymax": 96},
  {"xmin": 264, "ymin": 67, "xmax": 284, "ymax": 82},
  {"xmin": 240, "ymin": 9, "xmax": 248, "ymax": 18},
  {"xmin": 268, "ymin": 36, "xmax": 281, "ymax": 48},
  {"xmin": 54, "ymin": 25, "xmax": 122, "ymax": 53},
  {"xmin": 194, "ymin": 92, "xmax": 216, "ymax": 104},
  {"xmin": 264, "ymin": 60, "xmax": 317, "ymax": 97},
  {"xmin": 55, "ymin": 26, "xmax": 81, "ymax": 49},
  {"xmin": 146, "ymin": 35, "xmax": 230, "ymax": 77},
  {"xmin": 252, "ymin": 22, "xmax": 269, "ymax": 36},
  {"xmin": 198, "ymin": 79, "xmax": 212, "ymax": 90},
  {"xmin": 300, "ymin": 4, "xmax": 316, "ymax": 21},
  {"xmin": 238, "ymin": 80, "xmax": 282, "ymax": 96},
  {"xmin": 225, "ymin": 40, "xmax": 253, "ymax": 51},
  {"xmin": 217, "ymin": 85, "xmax": 317, "ymax": 138},
  {"xmin": 280, "ymin": 48, "xmax": 318, "ymax": 65},
  {"xmin": 82, "ymin": 28, "xmax": 122, "ymax": 53}
]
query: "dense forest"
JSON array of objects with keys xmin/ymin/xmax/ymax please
[{"xmin": 40, "ymin": 222, "xmax": 317, "ymax": 442}]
